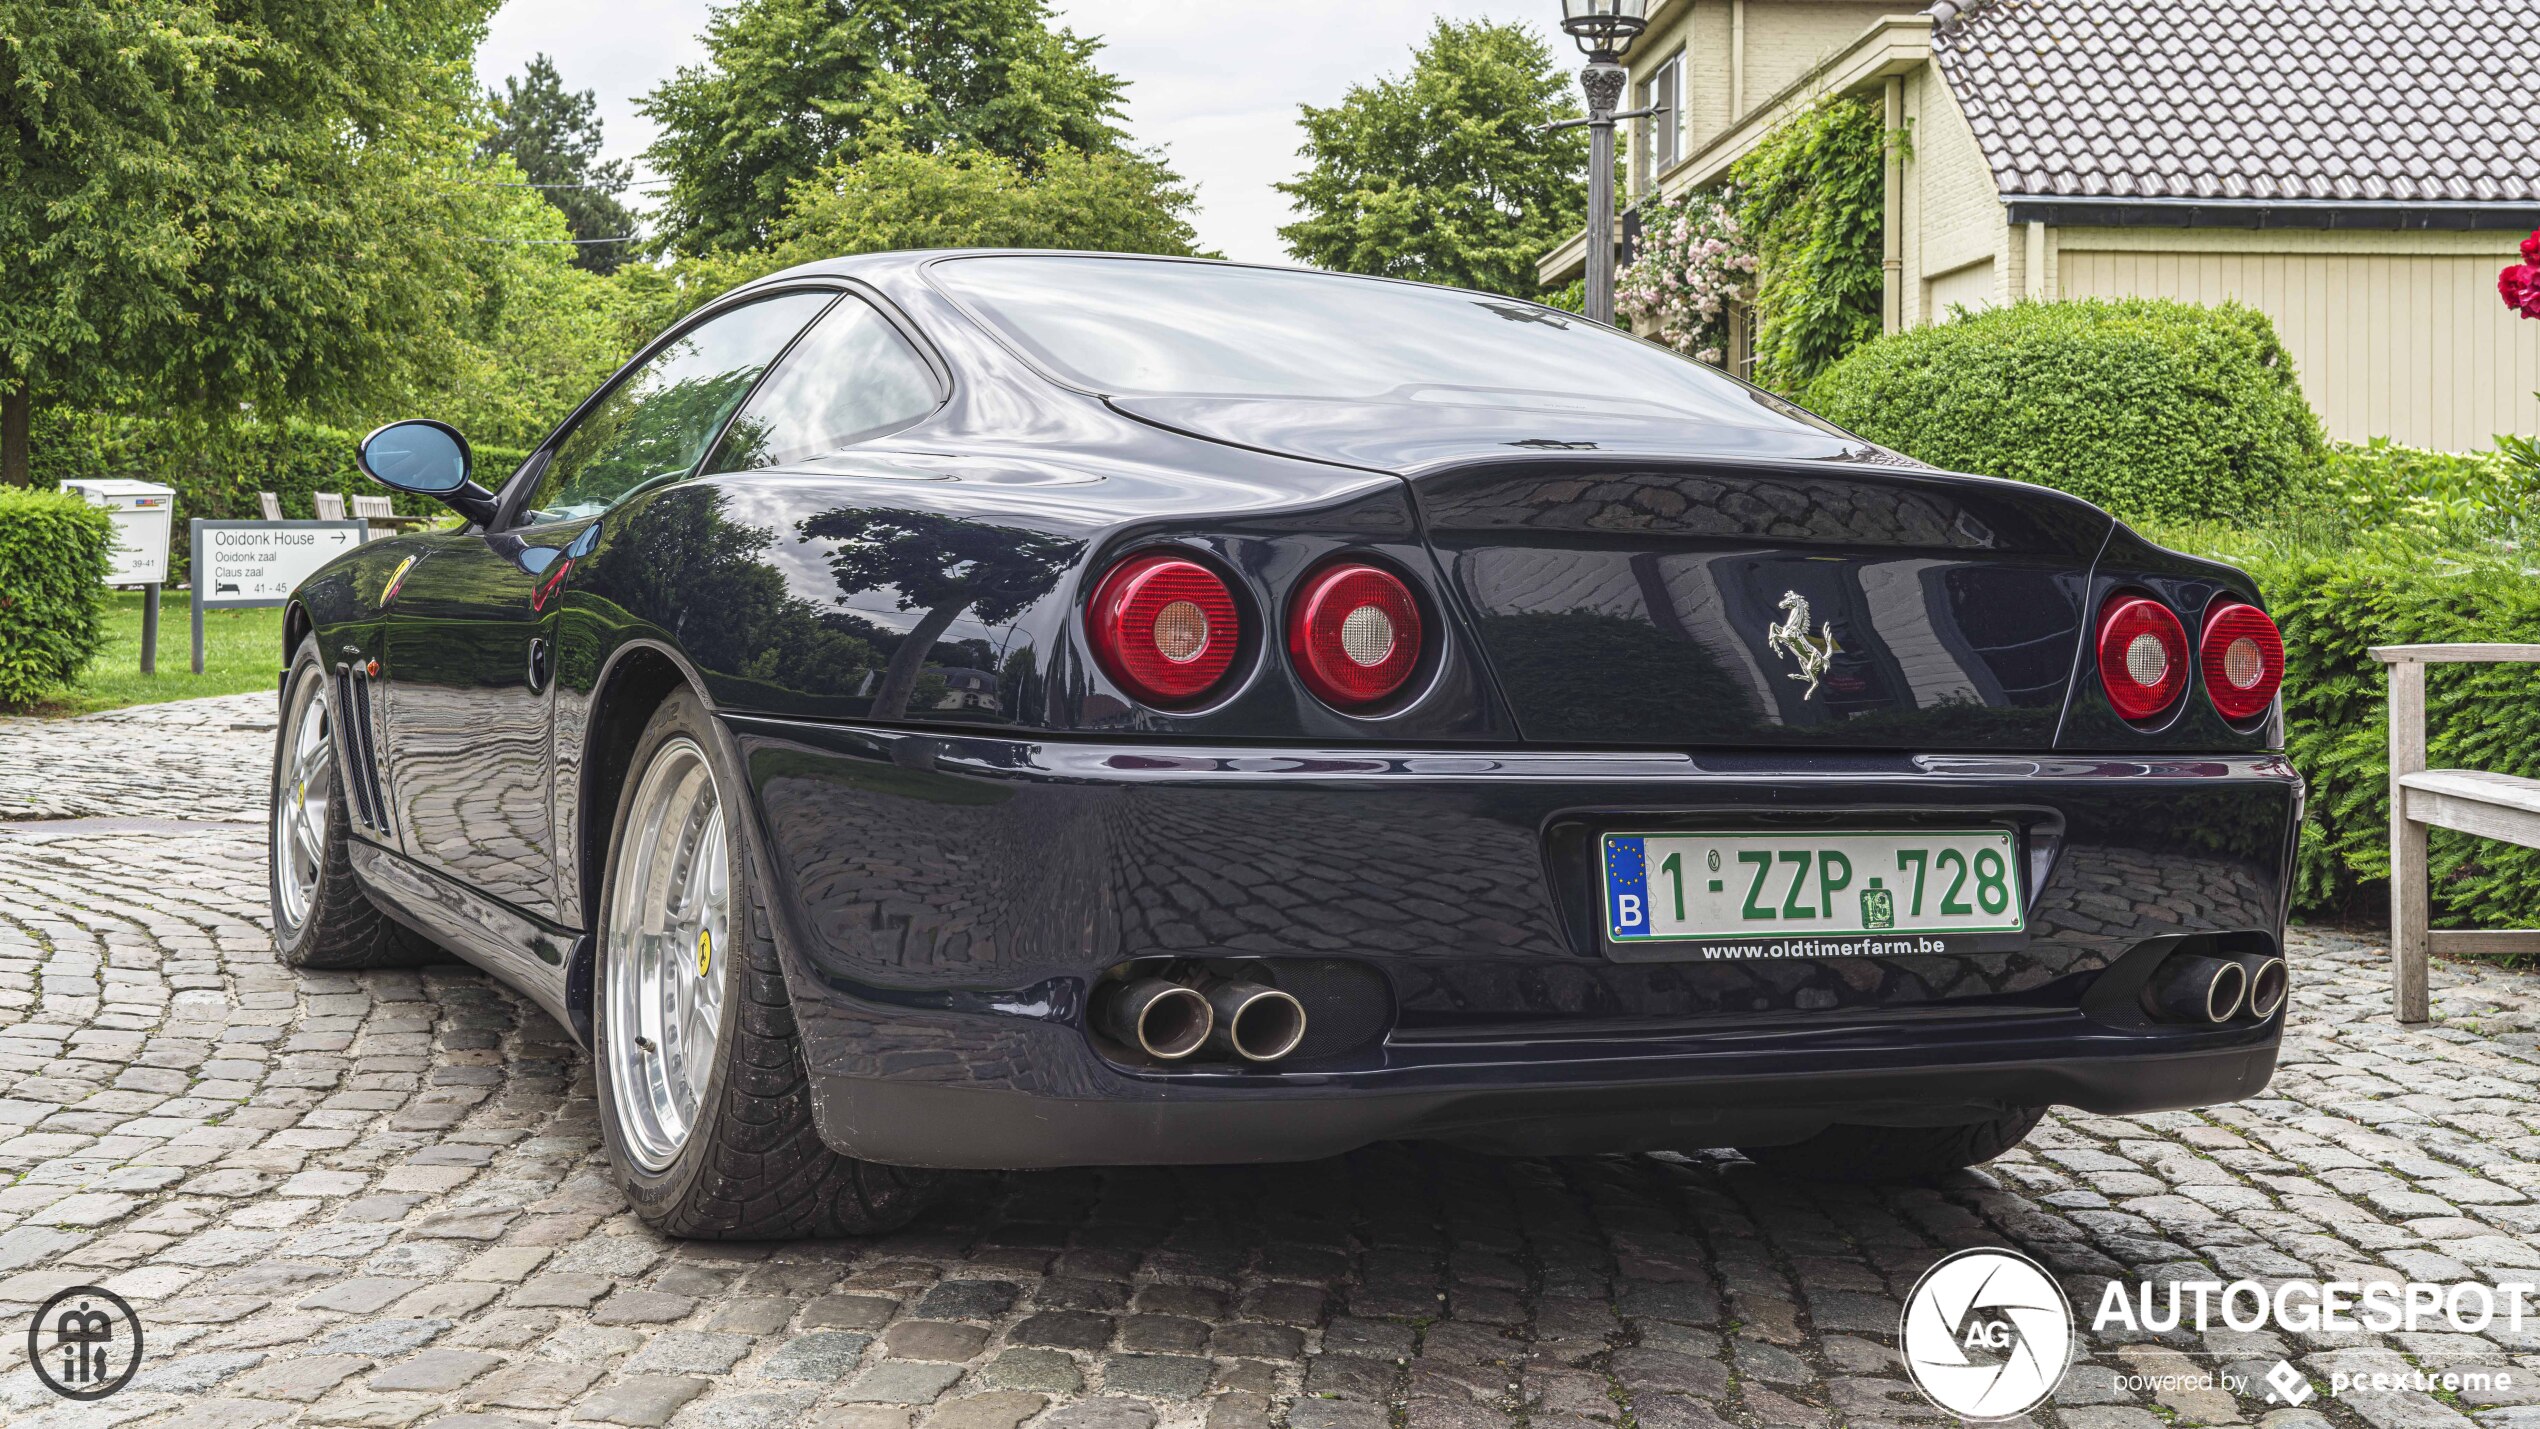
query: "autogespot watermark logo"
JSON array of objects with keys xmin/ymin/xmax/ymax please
[
  {"xmin": 1901, "ymin": 1248, "xmax": 2075, "ymax": 1420},
  {"xmin": 1897, "ymin": 1259, "xmax": 2540, "ymax": 1420}
]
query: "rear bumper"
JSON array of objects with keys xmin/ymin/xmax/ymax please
[
  {"xmin": 808, "ymin": 1016, "xmax": 2279, "ymax": 1167},
  {"xmin": 726, "ymin": 718, "xmax": 2299, "ymax": 1168}
]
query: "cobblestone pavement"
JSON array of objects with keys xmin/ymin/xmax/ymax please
[
  {"xmin": 0, "ymin": 696, "xmax": 272, "ymax": 823},
  {"xmin": 10, "ymin": 700, "xmax": 2540, "ymax": 1428}
]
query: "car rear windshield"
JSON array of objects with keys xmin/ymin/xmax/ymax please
[{"xmin": 928, "ymin": 255, "xmax": 1778, "ymax": 424}]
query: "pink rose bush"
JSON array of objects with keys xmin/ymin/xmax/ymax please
[
  {"xmin": 1616, "ymin": 197, "xmax": 1757, "ymax": 365},
  {"xmin": 2499, "ymin": 230, "xmax": 2540, "ymax": 320}
]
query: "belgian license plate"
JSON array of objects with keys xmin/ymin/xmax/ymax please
[{"xmin": 1600, "ymin": 829, "xmax": 2023, "ymax": 952}]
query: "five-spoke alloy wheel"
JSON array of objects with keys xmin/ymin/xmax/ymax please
[
  {"xmin": 591, "ymin": 688, "xmax": 937, "ymax": 1237},
  {"xmin": 273, "ymin": 670, "xmax": 334, "ymax": 935},
  {"xmin": 602, "ymin": 736, "xmax": 732, "ymax": 1172}
]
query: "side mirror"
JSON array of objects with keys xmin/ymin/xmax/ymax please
[{"xmin": 358, "ymin": 420, "xmax": 498, "ymax": 525}]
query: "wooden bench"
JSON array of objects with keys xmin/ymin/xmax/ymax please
[{"xmin": 2376, "ymin": 643, "xmax": 2540, "ymax": 1022}]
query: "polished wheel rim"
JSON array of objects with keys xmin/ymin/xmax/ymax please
[
  {"xmin": 604, "ymin": 737, "xmax": 732, "ymax": 1173},
  {"xmin": 274, "ymin": 673, "xmax": 332, "ymax": 931}
]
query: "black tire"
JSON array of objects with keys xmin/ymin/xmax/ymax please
[
  {"xmin": 270, "ymin": 639, "xmax": 444, "ymax": 970},
  {"xmin": 1739, "ymin": 1107, "xmax": 2045, "ymax": 1183},
  {"xmin": 592, "ymin": 687, "xmax": 939, "ymax": 1239}
]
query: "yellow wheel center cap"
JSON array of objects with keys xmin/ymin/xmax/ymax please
[{"xmin": 696, "ymin": 928, "xmax": 712, "ymax": 978}]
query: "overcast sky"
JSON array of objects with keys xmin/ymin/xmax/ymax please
[{"xmin": 476, "ymin": 0, "xmax": 1551, "ymax": 263}]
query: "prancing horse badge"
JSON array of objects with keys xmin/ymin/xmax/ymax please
[{"xmin": 1766, "ymin": 591, "xmax": 1839, "ymax": 699}]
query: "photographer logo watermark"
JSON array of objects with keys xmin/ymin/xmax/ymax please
[
  {"xmin": 25, "ymin": 1286, "xmax": 142, "ymax": 1402},
  {"xmin": 1900, "ymin": 1248, "xmax": 2074, "ymax": 1420}
]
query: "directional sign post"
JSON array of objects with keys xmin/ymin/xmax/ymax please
[{"xmin": 189, "ymin": 520, "xmax": 366, "ymax": 674}]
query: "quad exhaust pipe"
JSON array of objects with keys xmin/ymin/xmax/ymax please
[
  {"xmin": 2139, "ymin": 949, "xmax": 2287, "ymax": 1024},
  {"xmin": 1205, "ymin": 981, "xmax": 1309, "ymax": 1062},
  {"xmin": 1101, "ymin": 978, "xmax": 1213, "ymax": 1060},
  {"xmin": 1096, "ymin": 971, "xmax": 1309, "ymax": 1063},
  {"xmin": 2143, "ymin": 954, "xmax": 2248, "ymax": 1024},
  {"xmin": 2237, "ymin": 953, "xmax": 2288, "ymax": 1020}
]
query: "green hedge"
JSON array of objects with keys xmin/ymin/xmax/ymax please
[
  {"xmin": 1805, "ymin": 298, "xmax": 2325, "ymax": 524},
  {"xmin": 28, "ymin": 412, "xmax": 531, "ymax": 579},
  {"xmin": 0, "ymin": 487, "xmax": 114, "ymax": 709},
  {"xmin": 2306, "ymin": 437, "xmax": 2536, "ymax": 539},
  {"xmin": 2154, "ymin": 530, "xmax": 2540, "ymax": 925}
]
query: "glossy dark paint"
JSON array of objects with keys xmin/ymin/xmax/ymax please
[
  {"xmin": 732, "ymin": 725, "xmax": 2293, "ymax": 1164},
  {"xmin": 283, "ymin": 250, "xmax": 2296, "ymax": 1168}
]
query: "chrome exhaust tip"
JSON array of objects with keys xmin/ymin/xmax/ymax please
[
  {"xmin": 2239, "ymin": 955, "xmax": 2287, "ymax": 1020},
  {"xmin": 1102, "ymin": 978, "xmax": 1213, "ymax": 1060},
  {"xmin": 2142, "ymin": 954, "xmax": 2248, "ymax": 1025},
  {"xmin": 1205, "ymin": 981, "xmax": 1308, "ymax": 1063}
]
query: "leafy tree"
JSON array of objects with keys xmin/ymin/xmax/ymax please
[
  {"xmin": 776, "ymin": 144, "xmax": 1198, "ymax": 259},
  {"xmin": 640, "ymin": 0, "xmax": 1131, "ymax": 255},
  {"xmin": 433, "ymin": 167, "xmax": 638, "ymax": 449},
  {"xmin": 482, "ymin": 54, "xmax": 639, "ymax": 275},
  {"xmin": 0, "ymin": 0, "xmax": 500, "ymax": 485},
  {"xmin": 1278, "ymin": 19, "xmax": 1586, "ymax": 300},
  {"xmin": 620, "ymin": 143, "xmax": 1202, "ymax": 341}
]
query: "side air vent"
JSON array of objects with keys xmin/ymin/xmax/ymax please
[{"xmin": 335, "ymin": 666, "xmax": 392, "ymax": 835}]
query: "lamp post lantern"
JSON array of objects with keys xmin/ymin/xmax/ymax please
[{"xmin": 1553, "ymin": 0, "xmax": 1656, "ymax": 325}]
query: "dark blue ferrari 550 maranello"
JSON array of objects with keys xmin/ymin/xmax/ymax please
[{"xmin": 272, "ymin": 251, "xmax": 2298, "ymax": 1238}]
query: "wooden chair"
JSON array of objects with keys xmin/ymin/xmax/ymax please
[
  {"xmin": 258, "ymin": 491, "xmax": 284, "ymax": 520},
  {"xmin": 2375, "ymin": 643, "xmax": 2540, "ymax": 1021},
  {"xmin": 351, "ymin": 493, "xmax": 431, "ymax": 537},
  {"xmin": 312, "ymin": 491, "xmax": 348, "ymax": 521}
]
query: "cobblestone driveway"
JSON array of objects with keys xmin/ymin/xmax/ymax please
[{"xmin": 7, "ymin": 698, "xmax": 2540, "ymax": 1429}]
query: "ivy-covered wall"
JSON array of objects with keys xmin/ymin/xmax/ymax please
[
  {"xmin": 1616, "ymin": 94, "xmax": 1900, "ymax": 394},
  {"xmin": 1729, "ymin": 94, "xmax": 1898, "ymax": 393}
]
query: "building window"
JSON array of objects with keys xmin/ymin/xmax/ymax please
[{"xmin": 1636, "ymin": 53, "xmax": 1683, "ymax": 191}]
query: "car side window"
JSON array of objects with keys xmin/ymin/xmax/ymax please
[
  {"xmin": 518, "ymin": 291, "xmax": 837, "ymax": 526},
  {"xmin": 704, "ymin": 297, "xmax": 941, "ymax": 473}
]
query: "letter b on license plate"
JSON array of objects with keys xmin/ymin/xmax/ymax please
[{"xmin": 1601, "ymin": 830, "xmax": 2022, "ymax": 953}]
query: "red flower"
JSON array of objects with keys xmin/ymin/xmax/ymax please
[
  {"xmin": 2504, "ymin": 231, "xmax": 2540, "ymax": 317},
  {"xmin": 2504, "ymin": 249, "xmax": 2540, "ymax": 320}
]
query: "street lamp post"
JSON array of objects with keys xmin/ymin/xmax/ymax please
[{"xmin": 1551, "ymin": 0, "xmax": 1656, "ymax": 325}]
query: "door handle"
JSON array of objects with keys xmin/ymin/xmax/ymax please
[{"xmin": 527, "ymin": 637, "xmax": 552, "ymax": 693}]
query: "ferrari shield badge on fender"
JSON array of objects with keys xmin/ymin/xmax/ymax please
[
  {"xmin": 1766, "ymin": 590, "xmax": 1839, "ymax": 699},
  {"xmin": 380, "ymin": 555, "xmax": 419, "ymax": 606}
]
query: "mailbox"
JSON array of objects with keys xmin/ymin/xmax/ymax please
[{"xmin": 60, "ymin": 479, "xmax": 175, "ymax": 586}]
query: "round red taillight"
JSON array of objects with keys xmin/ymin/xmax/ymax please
[
  {"xmin": 1289, "ymin": 563, "xmax": 1424, "ymax": 710},
  {"xmin": 2201, "ymin": 602, "xmax": 2284, "ymax": 721},
  {"xmin": 1087, "ymin": 553, "xmax": 1241, "ymax": 706},
  {"xmin": 2096, "ymin": 595, "xmax": 2190, "ymax": 722}
]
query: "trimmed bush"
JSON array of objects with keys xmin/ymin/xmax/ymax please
[
  {"xmin": 1804, "ymin": 298, "xmax": 2326, "ymax": 524},
  {"xmin": 0, "ymin": 487, "xmax": 114, "ymax": 709}
]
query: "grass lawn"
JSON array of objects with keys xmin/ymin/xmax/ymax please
[{"xmin": 35, "ymin": 590, "xmax": 285, "ymax": 717}]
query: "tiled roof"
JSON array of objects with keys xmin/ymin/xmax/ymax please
[{"xmin": 1929, "ymin": 0, "xmax": 2540, "ymax": 204}]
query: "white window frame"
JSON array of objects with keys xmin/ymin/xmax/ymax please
[{"xmin": 1636, "ymin": 52, "xmax": 1685, "ymax": 191}]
